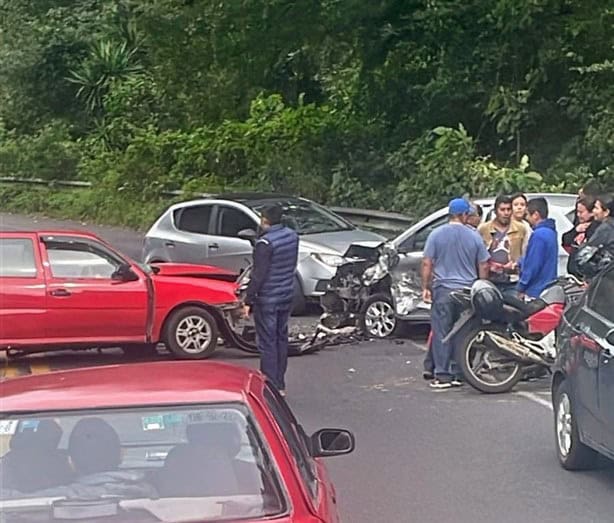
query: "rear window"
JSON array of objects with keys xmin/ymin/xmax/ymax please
[
  {"xmin": 0, "ymin": 238, "xmax": 37, "ymax": 278},
  {"xmin": 0, "ymin": 404, "xmax": 286, "ymax": 522}
]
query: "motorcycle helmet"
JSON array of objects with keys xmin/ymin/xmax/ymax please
[{"xmin": 470, "ymin": 280, "xmax": 503, "ymax": 320}]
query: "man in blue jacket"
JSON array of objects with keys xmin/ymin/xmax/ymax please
[
  {"xmin": 516, "ymin": 197, "xmax": 558, "ymax": 298},
  {"xmin": 244, "ymin": 205, "xmax": 299, "ymax": 396}
]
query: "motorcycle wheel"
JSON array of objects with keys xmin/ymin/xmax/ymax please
[
  {"xmin": 359, "ymin": 294, "xmax": 398, "ymax": 338},
  {"xmin": 456, "ymin": 324, "xmax": 523, "ymax": 394}
]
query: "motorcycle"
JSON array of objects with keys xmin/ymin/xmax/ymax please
[{"xmin": 444, "ymin": 276, "xmax": 585, "ymax": 394}]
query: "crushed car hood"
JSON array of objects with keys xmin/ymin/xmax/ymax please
[
  {"xmin": 150, "ymin": 263, "xmax": 238, "ymax": 282},
  {"xmin": 301, "ymin": 229, "xmax": 385, "ymax": 255}
]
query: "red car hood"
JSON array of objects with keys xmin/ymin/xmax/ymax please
[{"xmin": 150, "ymin": 263, "xmax": 238, "ymax": 281}]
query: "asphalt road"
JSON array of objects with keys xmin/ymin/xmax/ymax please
[{"xmin": 3, "ymin": 212, "xmax": 614, "ymax": 522}]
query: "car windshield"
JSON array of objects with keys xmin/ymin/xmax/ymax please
[
  {"xmin": 247, "ymin": 198, "xmax": 354, "ymax": 235},
  {"xmin": 0, "ymin": 404, "xmax": 286, "ymax": 522}
]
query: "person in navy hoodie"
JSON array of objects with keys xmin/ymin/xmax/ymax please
[{"xmin": 516, "ymin": 197, "xmax": 558, "ymax": 299}]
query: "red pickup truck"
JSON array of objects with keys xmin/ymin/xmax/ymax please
[{"xmin": 0, "ymin": 231, "xmax": 243, "ymax": 359}]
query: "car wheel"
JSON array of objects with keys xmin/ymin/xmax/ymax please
[
  {"xmin": 359, "ymin": 294, "xmax": 397, "ymax": 338},
  {"xmin": 164, "ymin": 306, "xmax": 218, "ymax": 359},
  {"xmin": 554, "ymin": 380, "xmax": 599, "ymax": 470},
  {"xmin": 292, "ymin": 277, "xmax": 307, "ymax": 316}
]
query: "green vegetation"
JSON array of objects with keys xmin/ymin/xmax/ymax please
[{"xmin": 1, "ymin": 1, "xmax": 612, "ymax": 225}]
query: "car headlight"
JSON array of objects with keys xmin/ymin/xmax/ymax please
[{"xmin": 311, "ymin": 253, "xmax": 348, "ymax": 267}]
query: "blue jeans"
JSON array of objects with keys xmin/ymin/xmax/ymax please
[
  {"xmin": 430, "ymin": 287, "xmax": 459, "ymax": 379},
  {"xmin": 254, "ymin": 302, "xmax": 292, "ymax": 390}
]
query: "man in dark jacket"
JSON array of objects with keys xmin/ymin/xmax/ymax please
[
  {"xmin": 244, "ymin": 205, "xmax": 299, "ymax": 395},
  {"xmin": 517, "ymin": 198, "xmax": 558, "ymax": 298}
]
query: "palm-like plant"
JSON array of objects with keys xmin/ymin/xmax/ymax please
[{"xmin": 68, "ymin": 40, "xmax": 143, "ymax": 113}]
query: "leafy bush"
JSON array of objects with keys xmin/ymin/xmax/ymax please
[{"xmin": 0, "ymin": 122, "xmax": 81, "ymax": 180}]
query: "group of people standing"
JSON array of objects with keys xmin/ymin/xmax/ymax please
[
  {"xmin": 422, "ymin": 192, "xmax": 565, "ymax": 389},
  {"xmin": 242, "ymin": 184, "xmax": 614, "ymax": 396},
  {"xmin": 562, "ymin": 183, "xmax": 614, "ymax": 277}
]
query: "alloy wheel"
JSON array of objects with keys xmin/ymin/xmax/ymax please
[
  {"xmin": 557, "ymin": 392, "xmax": 573, "ymax": 457},
  {"xmin": 364, "ymin": 301, "xmax": 396, "ymax": 338},
  {"xmin": 175, "ymin": 315, "xmax": 213, "ymax": 354}
]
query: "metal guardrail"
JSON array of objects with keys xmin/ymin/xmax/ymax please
[{"xmin": 0, "ymin": 176, "xmax": 414, "ymax": 237}]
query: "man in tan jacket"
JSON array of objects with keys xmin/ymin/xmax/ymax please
[{"xmin": 478, "ymin": 195, "xmax": 529, "ymax": 293}]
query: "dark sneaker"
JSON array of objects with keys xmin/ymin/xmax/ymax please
[
  {"xmin": 451, "ymin": 378, "xmax": 464, "ymax": 387},
  {"xmin": 423, "ymin": 370, "xmax": 434, "ymax": 381},
  {"xmin": 429, "ymin": 378, "xmax": 453, "ymax": 390}
]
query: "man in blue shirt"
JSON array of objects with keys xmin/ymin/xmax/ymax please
[
  {"xmin": 422, "ymin": 198, "xmax": 490, "ymax": 389},
  {"xmin": 517, "ymin": 198, "xmax": 558, "ymax": 298}
]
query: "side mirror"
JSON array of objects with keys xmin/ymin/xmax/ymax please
[
  {"xmin": 112, "ymin": 263, "xmax": 139, "ymax": 282},
  {"xmin": 310, "ymin": 428, "xmax": 355, "ymax": 458},
  {"xmin": 238, "ymin": 228, "xmax": 258, "ymax": 246}
]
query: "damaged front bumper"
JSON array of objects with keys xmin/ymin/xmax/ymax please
[{"xmin": 327, "ymin": 241, "xmax": 430, "ymax": 320}]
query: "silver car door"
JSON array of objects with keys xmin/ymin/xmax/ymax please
[
  {"xmin": 207, "ymin": 204, "xmax": 259, "ymax": 274},
  {"xmin": 169, "ymin": 204, "xmax": 214, "ymax": 264}
]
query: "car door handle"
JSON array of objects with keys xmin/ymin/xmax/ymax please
[
  {"xmin": 209, "ymin": 243, "xmax": 219, "ymax": 250},
  {"xmin": 49, "ymin": 289, "xmax": 71, "ymax": 297},
  {"xmin": 165, "ymin": 241, "xmax": 175, "ymax": 248}
]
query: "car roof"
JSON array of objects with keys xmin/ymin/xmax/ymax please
[
  {"xmin": 0, "ymin": 362, "xmax": 260, "ymax": 413},
  {"xmin": 472, "ymin": 193, "xmax": 577, "ymax": 208},
  {"xmin": 167, "ymin": 193, "xmax": 314, "ymax": 212}
]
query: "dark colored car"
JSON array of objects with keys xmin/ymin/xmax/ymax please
[{"xmin": 552, "ymin": 262, "xmax": 614, "ymax": 469}]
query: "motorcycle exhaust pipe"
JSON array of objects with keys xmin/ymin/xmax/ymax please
[{"xmin": 480, "ymin": 331, "xmax": 547, "ymax": 365}]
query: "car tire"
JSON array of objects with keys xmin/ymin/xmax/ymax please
[
  {"xmin": 292, "ymin": 277, "xmax": 307, "ymax": 316},
  {"xmin": 163, "ymin": 306, "xmax": 218, "ymax": 360},
  {"xmin": 554, "ymin": 380, "xmax": 599, "ymax": 470},
  {"xmin": 359, "ymin": 294, "xmax": 398, "ymax": 338}
]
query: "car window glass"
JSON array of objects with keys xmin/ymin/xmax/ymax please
[
  {"xmin": 217, "ymin": 207, "xmax": 257, "ymax": 237},
  {"xmin": 45, "ymin": 242, "xmax": 121, "ymax": 279},
  {"xmin": 401, "ymin": 215, "xmax": 448, "ymax": 252},
  {"xmin": 263, "ymin": 385, "xmax": 318, "ymax": 501},
  {"xmin": 247, "ymin": 199, "xmax": 352, "ymax": 235},
  {"xmin": 0, "ymin": 405, "xmax": 287, "ymax": 521},
  {"xmin": 0, "ymin": 238, "xmax": 37, "ymax": 278},
  {"xmin": 175, "ymin": 205, "xmax": 212, "ymax": 235},
  {"xmin": 589, "ymin": 268, "xmax": 614, "ymax": 322}
]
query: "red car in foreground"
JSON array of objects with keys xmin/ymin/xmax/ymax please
[
  {"xmin": 0, "ymin": 361, "xmax": 355, "ymax": 522},
  {"xmin": 0, "ymin": 231, "xmax": 243, "ymax": 359}
]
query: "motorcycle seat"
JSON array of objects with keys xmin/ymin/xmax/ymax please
[{"xmin": 502, "ymin": 294, "xmax": 547, "ymax": 319}]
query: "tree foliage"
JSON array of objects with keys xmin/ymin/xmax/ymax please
[{"xmin": 1, "ymin": 0, "xmax": 613, "ymax": 218}]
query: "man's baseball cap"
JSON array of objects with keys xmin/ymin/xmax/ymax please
[{"xmin": 448, "ymin": 198, "xmax": 471, "ymax": 215}]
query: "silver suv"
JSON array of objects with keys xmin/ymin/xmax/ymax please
[{"xmin": 143, "ymin": 193, "xmax": 385, "ymax": 312}]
